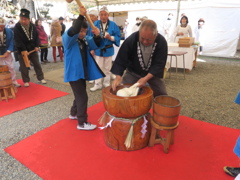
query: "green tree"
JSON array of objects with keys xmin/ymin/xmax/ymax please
[{"xmin": 39, "ymin": 3, "xmax": 53, "ymax": 19}]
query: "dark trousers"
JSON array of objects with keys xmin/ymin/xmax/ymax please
[
  {"xmin": 122, "ymin": 70, "xmax": 168, "ymax": 97},
  {"xmin": 40, "ymin": 45, "xmax": 48, "ymax": 61},
  {"xmin": 14, "ymin": 52, "xmax": 19, "ymax": 62},
  {"xmin": 18, "ymin": 51, "xmax": 44, "ymax": 83},
  {"xmin": 69, "ymin": 79, "xmax": 88, "ymax": 125}
]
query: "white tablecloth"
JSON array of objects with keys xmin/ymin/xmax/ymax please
[{"xmin": 167, "ymin": 44, "xmax": 196, "ymax": 71}]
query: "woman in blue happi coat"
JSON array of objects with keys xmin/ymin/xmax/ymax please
[{"xmin": 62, "ymin": 6, "xmax": 105, "ymax": 130}]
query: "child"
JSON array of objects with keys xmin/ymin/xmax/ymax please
[{"xmin": 62, "ymin": 6, "xmax": 105, "ymax": 130}]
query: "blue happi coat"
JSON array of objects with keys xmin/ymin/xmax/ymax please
[
  {"xmin": 63, "ymin": 29, "xmax": 105, "ymax": 82},
  {"xmin": 90, "ymin": 20, "xmax": 121, "ymax": 57},
  {"xmin": 234, "ymin": 136, "xmax": 240, "ymax": 158},
  {"xmin": 0, "ymin": 28, "xmax": 14, "ymax": 55}
]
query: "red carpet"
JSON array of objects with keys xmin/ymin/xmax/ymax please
[
  {"xmin": 0, "ymin": 80, "xmax": 68, "ymax": 117},
  {"xmin": 5, "ymin": 102, "xmax": 240, "ymax": 180}
]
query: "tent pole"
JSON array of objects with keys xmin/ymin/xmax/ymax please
[{"xmin": 175, "ymin": 0, "xmax": 181, "ymax": 27}]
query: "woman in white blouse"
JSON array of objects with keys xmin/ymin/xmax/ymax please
[{"xmin": 174, "ymin": 16, "xmax": 192, "ymax": 42}]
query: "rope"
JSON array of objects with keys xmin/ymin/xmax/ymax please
[{"xmin": 99, "ymin": 111, "xmax": 150, "ymax": 149}]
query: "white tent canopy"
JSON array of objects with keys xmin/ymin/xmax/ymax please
[{"xmin": 90, "ymin": 0, "xmax": 240, "ymax": 57}]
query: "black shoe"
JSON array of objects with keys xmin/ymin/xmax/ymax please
[
  {"xmin": 57, "ymin": 55, "xmax": 60, "ymax": 57},
  {"xmin": 224, "ymin": 166, "xmax": 240, "ymax": 177}
]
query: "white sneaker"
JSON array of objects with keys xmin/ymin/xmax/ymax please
[
  {"xmin": 13, "ymin": 82, "xmax": 21, "ymax": 87},
  {"xmin": 90, "ymin": 85, "xmax": 102, "ymax": 92},
  {"xmin": 77, "ymin": 122, "xmax": 97, "ymax": 130},
  {"xmin": 40, "ymin": 79, "xmax": 47, "ymax": 84},
  {"xmin": 69, "ymin": 115, "xmax": 77, "ymax": 120},
  {"xmin": 24, "ymin": 82, "xmax": 29, "ymax": 87},
  {"xmin": 88, "ymin": 80, "xmax": 94, "ymax": 84}
]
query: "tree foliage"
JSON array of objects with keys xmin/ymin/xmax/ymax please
[
  {"xmin": 67, "ymin": 2, "xmax": 95, "ymax": 15},
  {"xmin": 39, "ymin": 3, "xmax": 53, "ymax": 19}
]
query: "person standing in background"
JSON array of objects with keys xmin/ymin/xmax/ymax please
[
  {"xmin": 35, "ymin": 19, "xmax": 49, "ymax": 64},
  {"xmin": 50, "ymin": 17, "xmax": 63, "ymax": 63},
  {"xmin": 163, "ymin": 13, "xmax": 174, "ymax": 42},
  {"xmin": 194, "ymin": 18, "xmax": 206, "ymax": 55},
  {"xmin": 173, "ymin": 16, "xmax": 192, "ymax": 43},
  {"xmin": 132, "ymin": 17, "xmax": 141, "ymax": 33},
  {"xmin": 87, "ymin": 9, "xmax": 98, "ymax": 37},
  {"xmin": 89, "ymin": 6, "xmax": 121, "ymax": 92},
  {"xmin": 123, "ymin": 19, "xmax": 131, "ymax": 39}
]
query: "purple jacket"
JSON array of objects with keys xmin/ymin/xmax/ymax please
[{"xmin": 36, "ymin": 25, "xmax": 48, "ymax": 45}]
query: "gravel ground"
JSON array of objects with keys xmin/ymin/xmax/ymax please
[{"xmin": 0, "ymin": 53, "xmax": 239, "ymax": 179}]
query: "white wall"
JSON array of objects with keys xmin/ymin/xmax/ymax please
[{"xmin": 109, "ymin": 15, "xmax": 127, "ymax": 27}]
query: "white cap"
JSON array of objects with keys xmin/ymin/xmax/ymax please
[
  {"xmin": 0, "ymin": 17, "xmax": 6, "ymax": 25},
  {"xmin": 99, "ymin": 6, "xmax": 109, "ymax": 14},
  {"xmin": 89, "ymin": 9, "xmax": 98, "ymax": 17}
]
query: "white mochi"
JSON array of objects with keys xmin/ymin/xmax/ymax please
[{"xmin": 116, "ymin": 83, "xmax": 139, "ymax": 97}]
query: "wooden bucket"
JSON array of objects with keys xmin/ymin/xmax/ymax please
[
  {"xmin": 0, "ymin": 72, "xmax": 12, "ymax": 87},
  {"xmin": 102, "ymin": 85, "xmax": 153, "ymax": 118},
  {"xmin": 0, "ymin": 65, "xmax": 9, "ymax": 73},
  {"xmin": 153, "ymin": 95, "xmax": 181, "ymax": 127},
  {"xmin": 103, "ymin": 113, "xmax": 151, "ymax": 151}
]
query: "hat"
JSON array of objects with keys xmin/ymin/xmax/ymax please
[
  {"xmin": 99, "ymin": 6, "xmax": 109, "ymax": 14},
  {"xmin": 59, "ymin": 17, "xmax": 64, "ymax": 20},
  {"xmin": 89, "ymin": 9, "xmax": 98, "ymax": 17},
  {"xmin": 0, "ymin": 17, "xmax": 6, "ymax": 25},
  {"xmin": 20, "ymin": 8, "xmax": 30, "ymax": 19}
]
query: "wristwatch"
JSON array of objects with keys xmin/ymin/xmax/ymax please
[{"xmin": 7, "ymin": 50, "xmax": 11, "ymax": 53}]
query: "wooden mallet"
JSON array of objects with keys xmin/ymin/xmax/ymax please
[
  {"xmin": 66, "ymin": 0, "xmax": 96, "ymax": 29},
  {"xmin": 21, "ymin": 49, "xmax": 37, "ymax": 68}
]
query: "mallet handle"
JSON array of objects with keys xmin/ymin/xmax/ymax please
[
  {"xmin": 28, "ymin": 49, "xmax": 36, "ymax": 55},
  {"xmin": 75, "ymin": 0, "xmax": 95, "ymax": 29}
]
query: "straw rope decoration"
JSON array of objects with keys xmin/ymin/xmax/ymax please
[{"xmin": 99, "ymin": 111, "xmax": 149, "ymax": 149}]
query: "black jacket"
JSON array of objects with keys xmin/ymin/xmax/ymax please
[
  {"xmin": 14, "ymin": 22, "xmax": 40, "ymax": 53},
  {"xmin": 111, "ymin": 31, "xmax": 168, "ymax": 78}
]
